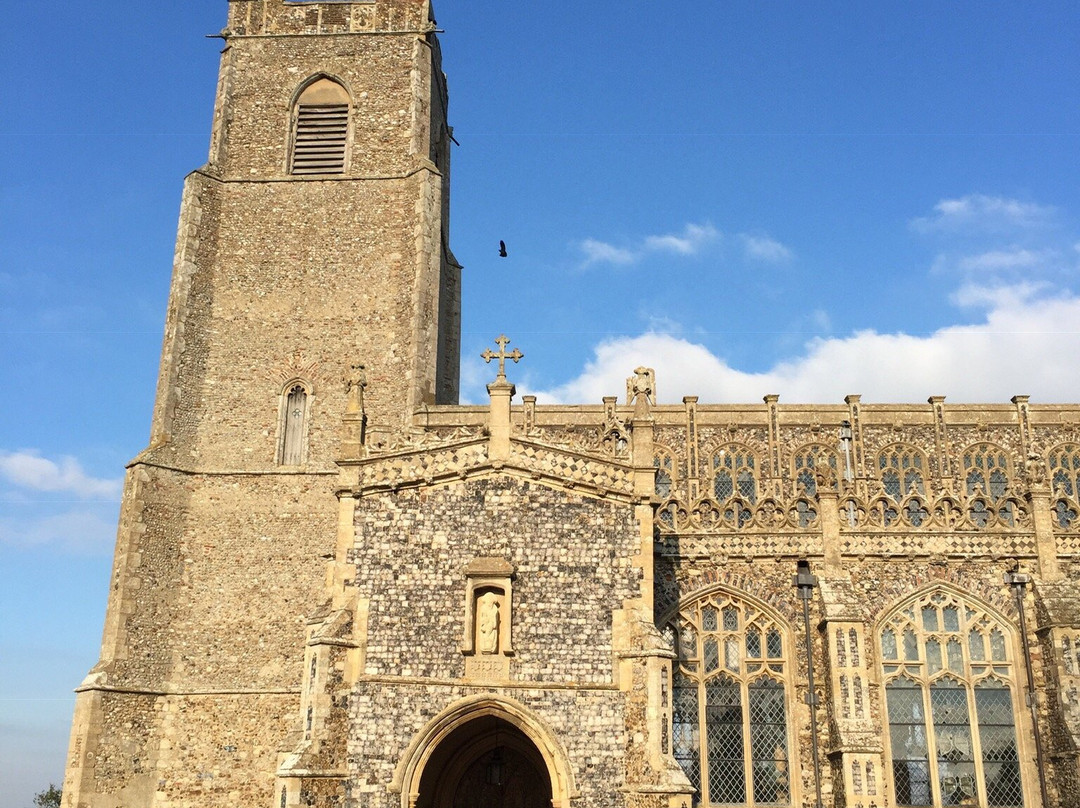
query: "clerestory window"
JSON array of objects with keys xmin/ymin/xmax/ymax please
[
  {"xmin": 669, "ymin": 591, "xmax": 793, "ymax": 806},
  {"xmin": 879, "ymin": 445, "xmax": 928, "ymax": 502},
  {"xmin": 713, "ymin": 445, "xmax": 757, "ymax": 504},
  {"xmin": 792, "ymin": 443, "xmax": 838, "ymax": 497},
  {"xmin": 962, "ymin": 444, "xmax": 1011, "ymax": 502},
  {"xmin": 290, "ymin": 77, "xmax": 350, "ymax": 175},
  {"xmin": 1048, "ymin": 444, "xmax": 1080, "ymax": 498},
  {"xmin": 880, "ymin": 589, "xmax": 1024, "ymax": 807}
]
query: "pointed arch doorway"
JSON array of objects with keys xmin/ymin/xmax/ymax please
[{"xmin": 416, "ymin": 716, "xmax": 553, "ymax": 808}]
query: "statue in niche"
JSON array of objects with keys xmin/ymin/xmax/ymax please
[
  {"xmin": 477, "ymin": 592, "xmax": 501, "ymax": 655},
  {"xmin": 345, "ymin": 363, "xmax": 367, "ymax": 414}
]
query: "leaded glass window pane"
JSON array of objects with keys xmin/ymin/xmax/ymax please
[
  {"xmin": 888, "ymin": 681, "xmax": 931, "ymax": 807},
  {"xmin": 931, "ymin": 683, "xmax": 975, "ymax": 806},
  {"xmin": 706, "ymin": 677, "xmax": 745, "ymax": 804},
  {"xmin": 883, "ymin": 628, "xmax": 898, "ymax": 660},
  {"xmin": 737, "ymin": 469, "xmax": 757, "ymax": 504},
  {"xmin": 705, "ymin": 638, "xmax": 720, "ymax": 673},
  {"xmin": 880, "ymin": 446, "xmax": 929, "ymax": 500},
  {"xmin": 904, "ymin": 629, "xmax": 919, "ymax": 661},
  {"xmin": 723, "ymin": 608, "xmax": 739, "ymax": 632},
  {"xmin": 766, "ymin": 630, "xmax": 782, "ymax": 660},
  {"xmin": 715, "ymin": 470, "xmax": 734, "ymax": 502},
  {"xmin": 969, "ymin": 632, "xmax": 986, "ymax": 662},
  {"xmin": 746, "ymin": 630, "xmax": 762, "ymax": 659},
  {"xmin": 990, "ymin": 630, "xmax": 1006, "ymax": 662},
  {"xmin": 749, "ymin": 680, "xmax": 788, "ymax": 805},
  {"xmin": 703, "ymin": 607, "xmax": 719, "ymax": 632},
  {"xmin": 674, "ymin": 672, "xmax": 702, "ymax": 796},
  {"xmin": 976, "ymin": 685, "xmax": 1023, "ymax": 807},
  {"xmin": 884, "ymin": 469, "xmax": 903, "ymax": 500}
]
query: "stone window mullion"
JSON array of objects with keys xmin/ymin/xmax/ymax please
[
  {"xmin": 966, "ymin": 681, "xmax": 990, "ymax": 807},
  {"xmin": 922, "ymin": 680, "xmax": 942, "ymax": 806}
]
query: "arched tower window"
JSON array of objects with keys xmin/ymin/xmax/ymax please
[
  {"xmin": 878, "ymin": 444, "xmax": 927, "ymax": 501},
  {"xmin": 290, "ymin": 77, "xmax": 350, "ymax": 175},
  {"xmin": 279, "ymin": 382, "xmax": 310, "ymax": 465},
  {"xmin": 879, "ymin": 588, "xmax": 1024, "ymax": 807},
  {"xmin": 712, "ymin": 445, "xmax": 757, "ymax": 504},
  {"xmin": 669, "ymin": 591, "xmax": 793, "ymax": 806}
]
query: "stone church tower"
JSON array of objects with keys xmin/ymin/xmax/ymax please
[{"xmin": 64, "ymin": 2, "xmax": 1080, "ymax": 807}]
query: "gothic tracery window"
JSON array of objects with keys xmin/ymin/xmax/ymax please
[
  {"xmin": 962, "ymin": 444, "xmax": 1016, "ymax": 527},
  {"xmin": 879, "ymin": 589, "xmax": 1024, "ymax": 807},
  {"xmin": 792, "ymin": 444, "xmax": 838, "ymax": 497},
  {"xmin": 713, "ymin": 445, "xmax": 757, "ymax": 504},
  {"xmin": 879, "ymin": 445, "xmax": 927, "ymax": 501},
  {"xmin": 1048, "ymin": 444, "xmax": 1080, "ymax": 498},
  {"xmin": 962, "ymin": 444, "xmax": 1011, "ymax": 501},
  {"xmin": 670, "ymin": 591, "xmax": 792, "ymax": 806}
]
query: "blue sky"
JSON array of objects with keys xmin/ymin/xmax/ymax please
[{"xmin": 2, "ymin": 1, "xmax": 1079, "ymax": 804}]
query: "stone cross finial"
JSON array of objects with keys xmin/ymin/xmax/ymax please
[{"xmin": 481, "ymin": 335, "xmax": 523, "ymax": 381}]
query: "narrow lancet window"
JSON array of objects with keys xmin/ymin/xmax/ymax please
[{"xmin": 280, "ymin": 384, "xmax": 309, "ymax": 465}]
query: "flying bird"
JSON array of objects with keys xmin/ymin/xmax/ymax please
[{"xmin": 499, "ymin": 240, "xmax": 508, "ymax": 257}]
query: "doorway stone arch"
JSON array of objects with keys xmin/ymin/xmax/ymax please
[{"xmin": 392, "ymin": 695, "xmax": 577, "ymax": 808}]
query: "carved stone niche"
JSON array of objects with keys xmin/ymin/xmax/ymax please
[{"xmin": 462, "ymin": 557, "xmax": 515, "ymax": 681}]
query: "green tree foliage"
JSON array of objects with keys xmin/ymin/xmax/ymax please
[{"xmin": 33, "ymin": 784, "xmax": 62, "ymax": 808}]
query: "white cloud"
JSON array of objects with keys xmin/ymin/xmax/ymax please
[
  {"xmin": 644, "ymin": 223, "xmax": 720, "ymax": 256},
  {"xmin": 808, "ymin": 308, "xmax": 832, "ymax": 332},
  {"xmin": 0, "ymin": 507, "xmax": 118, "ymax": 553},
  {"xmin": 579, "ymin": 222, "xmax": 718, "ymax": 266},
  {"xmin": 956, "ymin": 248, "xmax": 1052, "ymax": 272},
  {"xmin": 740, "ymin": 233, "xmax": 793, "ymax": 263},
  {"xmin": 580, "ymin": 238, "xmax": 638, "ymax": 267},
  {"xmin": 0, "ymin": 451, "xmax": 122, "ymax": 500},
  {"xmin": 578, "ymin": 223, "xmax": 792, "ymax": 268},
  {"xmin": 526, "ymin": 283, "xmax": 1080, "ymax": 405},
  {"xmin": 911, "ymin": 194, "xmax": 1055, "ymax": 233},
  {"xmin": 949, "ymin": 281, "xmax": 1049, "ymax": 309}
]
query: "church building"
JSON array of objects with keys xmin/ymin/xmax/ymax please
[{"xmin": 62, "ymin": 2, "xmax": 1080, "ymax": 807}]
